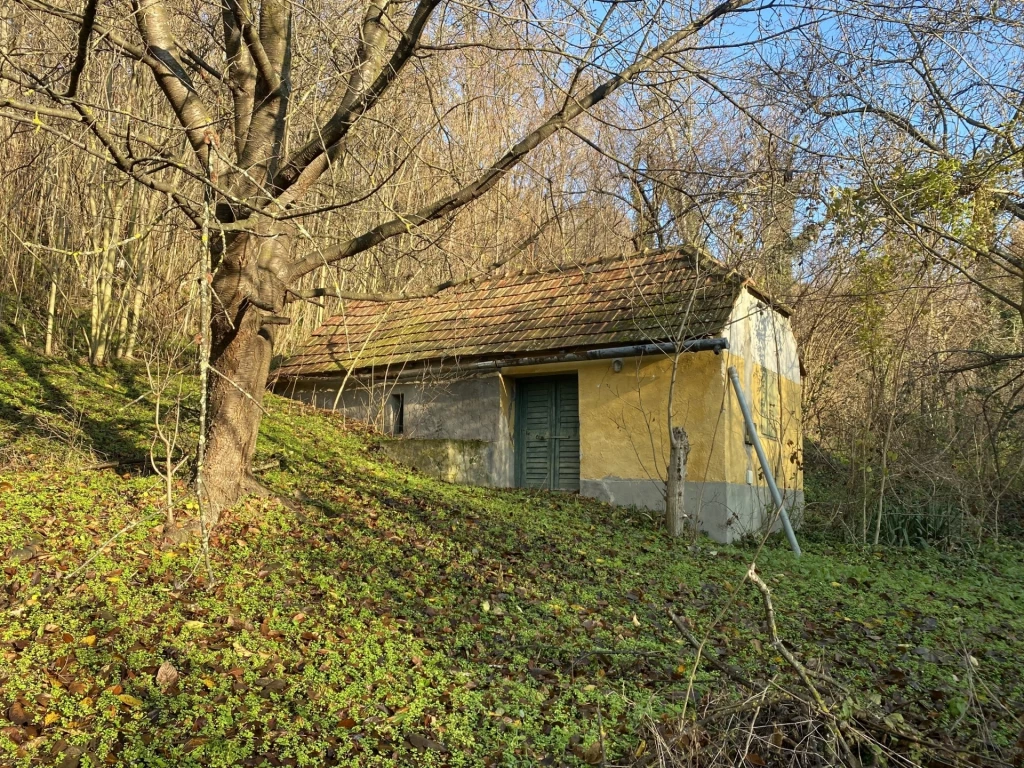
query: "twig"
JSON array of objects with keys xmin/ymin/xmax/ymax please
[
  {"xmin": 747, "ymin": 566, "xmax": 862, "ymax": 768},
  {"xmin": 61, "ymin": 512, "xmax": 158, "ymax": 582},
  {"xmin": 854, "ymin": 715, "xmax": 1016, "ymax": 768},
  {"xmin": 670, "ymin": 612, "xmax": 775, "ymax": 694},
  {"xmin": 82, "ymin": 455, "xmax": 181, "ymax": 471}
]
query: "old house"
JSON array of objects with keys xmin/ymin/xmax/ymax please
[{"xmin": 274, "ymin": 248, "xmax": 802, "ymax": 543}]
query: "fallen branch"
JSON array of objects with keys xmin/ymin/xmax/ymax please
[
  {"xmin": 747, "ymin": 566, "xmax": 862, "ymax": 768},
  {"xmin": 669, "ymin": 611, "xmax": 767, "ymax": 693},
  {"xmin": 83, "ymin": 455, "xmax": 181, "ymax": 471}
]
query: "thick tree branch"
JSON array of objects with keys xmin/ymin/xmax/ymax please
[
  {"xmin": 272, "ymin": 0, "xmax": 441, "ymax": 199},
  {"xmin": 64, "ymin": 0, "xmax": 98, "ymax": 97},
  {"xmin": 222, "ymin": 0, "xmax": 256, "ymax": 159},
  {"xmin": 237, "ymin": 0, "xmax": 291, "ymax": 185},
  {"xmin": 0, "ymin": 94, "xmax": 203, "ymax": 226},
  {"xmin": 132, "ymin": 0, "xmax": 220, "ymax": 174},
  {"xmin": 17, "ymin": 0, "xmax": 164, "ymax": 75},
  {"xmin": 287, "ymin": 217, "xmax": 554, "ymax": 303}
]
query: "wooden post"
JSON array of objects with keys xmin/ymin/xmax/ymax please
[
  {"xmin": 666, "ymin": 426, "xmax": 690, "ymax": 537},
  {"xmin": 44, "ymin": 277, "xmax": 57, "ymax": 356}
]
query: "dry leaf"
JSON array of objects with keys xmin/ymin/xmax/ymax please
[
  {"xmin": 155, "ymin": 661, "xmax": 179, "ymax": 689},
  {"xmin": 232, "ymin": 641, "xmax": 253, "ymax": 657},
  {"xmin": 117, "ymin": 694, "xmax": 143, "ymax": 708},
  {"xmin": 7, "ymin": 701, "xmax": 31, "ymax": 726}
]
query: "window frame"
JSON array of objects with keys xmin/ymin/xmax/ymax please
[
  {"xmin": 759, "ymin": 369, "xmax": 781, "ymax": 440},
  {"xmin": 388, "ymin": 392, "xmax": 405, "ymax": 436}
]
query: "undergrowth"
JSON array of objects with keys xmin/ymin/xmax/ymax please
[{"xmin": 1, "ymin": 340, "xmax": 1023, "ymax": 766}]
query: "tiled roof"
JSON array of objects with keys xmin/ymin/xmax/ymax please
[{"xmin": 275, "ymin": 248, "xmax": 748, "ymax": 377}]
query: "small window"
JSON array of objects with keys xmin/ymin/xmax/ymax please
[
  {"xmin": 388, "ymin": 393, "xmax": 405, "ymax": 436},
  {"xmin": 760, "ymin": 370, "xmax": 780, "ymax": 439}
]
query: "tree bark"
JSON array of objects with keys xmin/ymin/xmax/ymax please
[
  {"xmin": 200, "ymin": 225, "xmax": 291, "ymax": 514},
  {"xmin": 666, "ymin": 426, "xmax": 690, "ymax": 537},
  {"xmin": 44, "ymin": 277, "xmax": 57, "ymax": 356}
]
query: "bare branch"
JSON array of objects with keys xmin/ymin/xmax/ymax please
[
  {"xmin": 288, "ymin": 0, "xmax": 756, "ymax": 279},
  {"xmin": 64, "ymin": 0, "xmax": 98, "ymax": 97}
]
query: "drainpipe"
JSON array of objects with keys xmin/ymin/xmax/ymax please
[
  {"xmin": 456, "ymin": 337, "xmax": 729, "ymax": 373},
  {"xmin": 727, "ymin": 365, "xmax": 801, "ymax": 557}
]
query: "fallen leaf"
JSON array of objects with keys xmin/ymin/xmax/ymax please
[
  {"xmin": 117, "ymin": 695, "xmax": 143, "ymax": 708},
  {"xmin": 407, "ymin": 733, "xmax": 447, "ymax": 753},
  {"xmin": 579, "ymin": 740, "xmax": 602, "ymax": 765},
  {"xmin": 232, "ymin": 641, "xmax": 253, "ymax": 657},
  {"xmin": 155, "ymin": 661, "xmax": 179, "ymax": 689},
  {"xmin": 7, "ymin": 701, "xmax": 31, "ymax": 726}
]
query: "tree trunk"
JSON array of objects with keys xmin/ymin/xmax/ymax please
[
  {"xmin": 44, "ymin": 277, "xmax": 57, "ymax": 355},
  {"xmin": 666, "ymin": 426, "xmax": 690, "ymax": 537},
  {"xmin": 199, "ymin": 227, "xmax": 291, "ymax": 516}
]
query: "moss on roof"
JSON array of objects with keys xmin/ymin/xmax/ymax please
[{"xmin": 276, "ymin": 247, "xmax": 752, "ymax": 377}]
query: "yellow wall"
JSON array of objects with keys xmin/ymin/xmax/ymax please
[
  {"xmin": 577, "ymin": 353, "xmax": 729, "ymax": 484},
  {"xmin": 502, "ymin": 350, "xmax": 802, "ymax": 493}
]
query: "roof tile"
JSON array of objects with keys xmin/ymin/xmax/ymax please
[{"xmin": 276, "ymin": 248, "xmax": 745, "ymax": 377}]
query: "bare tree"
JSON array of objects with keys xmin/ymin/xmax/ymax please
[{"xmin": 1, "ymin": 0, "xmax": 785, "ymax": 515}]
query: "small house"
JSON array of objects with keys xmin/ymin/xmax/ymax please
[{"xmin": 274, "ymin": 248, "xmax": 802, "ymax": 543}]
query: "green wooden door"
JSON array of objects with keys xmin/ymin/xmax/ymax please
[{"xmin": 515, "ymin": 376, "xmax": 580, "ymax": 491}]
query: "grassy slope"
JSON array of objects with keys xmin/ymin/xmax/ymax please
[{"xmin": 1, "ymin": 338, "xmax": 1022, "ymax": 767}]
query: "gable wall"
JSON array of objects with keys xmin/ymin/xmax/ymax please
[{"xmin": 719, "ymin": 288, "xmax": 804, "ymax": 537}]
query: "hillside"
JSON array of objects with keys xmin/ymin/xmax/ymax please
[{"xmin": 1, "ymin": 339, "xmax": 1023, "ymax": 767}]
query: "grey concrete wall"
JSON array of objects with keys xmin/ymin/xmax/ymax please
[
  {"xmin": 279, "ymin": 374, "xmax": 514, "ymax": 487},
  {"xmin": 580, "ymin": 478, "xmax": 804, "ymax": 544}
]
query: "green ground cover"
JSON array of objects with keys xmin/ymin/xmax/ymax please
[{"xmin": 1, "ymin": 338, "xmax": 1022, "ymax": 766}]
